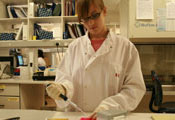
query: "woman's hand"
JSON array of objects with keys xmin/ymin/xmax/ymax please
[
  {"xmin": 89, "ymin": 112, "xmax": 97, "ymax": 120},
  {"xmin": 89, "ymin": 104, "xmax": 109, "ymax": 120},
  {"xmin": 46, "ymin": 83, "xmax": 66, "ymax": 100}
]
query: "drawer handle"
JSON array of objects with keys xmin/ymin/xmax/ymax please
[{"xmin": 0, "ymin": 104, "xmax": 5, "ymax": 108}]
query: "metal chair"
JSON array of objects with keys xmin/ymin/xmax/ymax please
[{"xmin": 149, "ymin": 70, "xmax": 175, "ymax": 113}]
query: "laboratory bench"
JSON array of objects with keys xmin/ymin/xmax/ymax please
[
  {"xmin": 0, "ymin": 109, "xmax": 175, "ymax": 120},
  {"xmin": 0, "ymin": 79, "xmax": 54, "ymax": 110},
  {"xmin": 1, "ymin": 78, "xmax": 175, "ymax": 113}
]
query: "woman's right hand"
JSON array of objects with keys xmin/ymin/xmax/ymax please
[{"xmin": 46, "ymin": 83, "xmax": 66, "ymax": 100}]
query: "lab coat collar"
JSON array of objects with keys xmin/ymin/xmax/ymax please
[
  {"xmin": 84, "ymin": 30, "xmax": 113, "ymax": 57},
  {"xmin": 84, "ymin": 30, "xmax": 113, "ymax": 69}
]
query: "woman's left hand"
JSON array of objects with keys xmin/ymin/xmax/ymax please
[{"xmin": 89, "ymin": 104, "xmax": 109, "ymax": 120}]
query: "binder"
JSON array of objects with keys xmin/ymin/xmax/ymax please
[
  {"xmin": 67, "ymin": 23, "xmax": 76, "ymax": 38},
  {"xmin": 53, "ymin": 3, "xmax": 61, "ymax": 16},
  {"xmin": 28, "ymin": 2, "xmax": 36, "ymax": 17},
  {"xmin": 15, "ymin": 22, "xmax": 24, "ymax": 40},
  {"xmin": 7, "ymin": 6, "xmax": 13, "ymax": 18},
  {"xmin": 23, "ymin": 25, "xmax": 28, "ymax": 40},
  {"xmin": 10, "ymin": 7, "xmax": 18, "ymax": 18},
  {"xmin": 7, "ymin": 5, "xmax": 28, "ymax": 18},
  {"xmin": 14, "ymin": 8, "xmax": 26, "ymax": 18}
]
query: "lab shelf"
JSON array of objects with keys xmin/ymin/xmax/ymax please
[
  {"xmin": 0, "ymin": 39, "xmax": 73, "ymax": 48},
  {"xmin": 63, "ymin": 16, "xmax": 78, "ymax": 22},
  {"xmin": 0, "ymin": 18, "xmax": 27, "ymax": 23},
  {"xmin": 0, "ymin": 79, "xmax": 54, "ymax": 84},
  {"xmin": 1, "ymin": 38, "xmax": 175, "ymax": 48},
  {"xmin": 29, "ymin": 16, "xmax": 62, "ymax": 23},
  {"xmin": 0, "ymin": 0, "xmax": 27, "ymax": 5}
]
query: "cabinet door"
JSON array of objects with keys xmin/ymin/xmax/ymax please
[
  {"xmin": 0, "ymin": 84, "xmax": 19, "ymax": 96},
  {"xmin": 0, "ymin": 96, "xmax": 20, "ymax": 109}
]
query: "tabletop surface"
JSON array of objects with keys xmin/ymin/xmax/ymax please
[
  {"xmin": 0, "ymin": 79, "xmax": 54, "ymax": 84},
  {"xmin": 0, "ymin": 109, "xmax": 175, "ymax": 120}
]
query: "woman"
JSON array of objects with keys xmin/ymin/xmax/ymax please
[
  {"xmin": 38, "ymin": 49, "xmax": 46, "ymax": 67},
  {"xmin": 46, "ymin": 0, "xmax": 146, "ymax": 119}
]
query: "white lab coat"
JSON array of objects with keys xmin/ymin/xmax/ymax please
[
  {"xmin": 38, "ymin": 57, "xmax": 46, "ymax": 67},
  {"xmin": 55, "ymin": 31, "xmax": 146, "ymax": 112}
]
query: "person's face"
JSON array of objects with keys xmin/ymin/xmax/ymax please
[{"xmin": 81, "ymin": 4, "xmax": 107, "ymax": 36}]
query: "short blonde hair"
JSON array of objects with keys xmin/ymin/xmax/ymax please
[{"xmin": 77, "ymin": 0, "xmax": 105, "ymax": 22}]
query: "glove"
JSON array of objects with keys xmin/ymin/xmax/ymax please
[
  {"xmin": 94, "ymin": 104, "xmax": 109, "ymax": 113},
  {"xmin": 89, "ymin": 104, "xmax": 109, "ymax": 119},
  {"xmin": 46, "ymin": 83, "xmax": 66, "ymax": 100}
]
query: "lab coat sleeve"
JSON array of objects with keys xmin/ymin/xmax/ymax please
[
  {"xmin": 54, "ymin": 46, "xmax": 74, "ymax": 109},
  {"xmin": 98, "ymin": 43, "xmax": 146, "ymax": 112}
]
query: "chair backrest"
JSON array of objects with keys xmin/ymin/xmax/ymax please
[
  {"xmin": 151, "ymin": 71, "xmax": 163, "ymax": 106},
  {"xmin": 149, "ymin": 70, "xmax": 163, "ymax": 112}
]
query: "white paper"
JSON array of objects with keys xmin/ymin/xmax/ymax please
[
  {"xmin": 136, "ymin": 0, "xmax": 154, "ymax": 19},
  {"xmin": 157, "ymin": 8, "xmax": 166, "ymax": 31},
  {"xmin": 157, "ymin": 8, "xmax": 166, "ymax": 18},
  {"xmin": 166, "ymin": 2, "xmax": 175, "ymax": 19},
  {"xmin": 166, "ymin": 19, "xmax": 175, "ymax": 31},
  {"xmin": 37, "ymin": 23, "xmax": 61, "ymax": 39},
  {"xmin": 53, "ymin": 23, "xmax": 61, "ymax": 39}
]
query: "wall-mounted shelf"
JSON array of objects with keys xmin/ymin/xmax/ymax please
[
  {"xmin": 29, "ymin": 16, "xmax": 62, "ymax": 23},
  {"xmin": 0, "ymin": 39, "xmax": 73, "ymax": 48},
  {"xmin": 2, "ymin": 38, "xmax": 175, "ymax": 49},
  {"xmin": 0, "ymin": 18, "xmax": 27, "ymax": 23},
  {"xmin": 0, "ymin": 0, "xmax": 119, "ymax": 46},
  {"xmin": 1, "ymin": 0, "xmax": 27, "ymax": 4},
  {"xmin": 63, "ymin": 16, "xmax": 78, "ymax": 22}
]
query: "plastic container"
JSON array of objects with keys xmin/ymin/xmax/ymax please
[
  {"xmin": 80, "ymin": 117, "xmax": 94, "ymax": 120},
  {"xmin": 97, "ymin": 110, "xmax": 127, "ymax": 120}
]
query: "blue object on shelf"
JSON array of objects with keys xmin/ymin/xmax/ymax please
[{"xmin": 38, "ymin": 66, "xmax": 46, "ymax": 71}]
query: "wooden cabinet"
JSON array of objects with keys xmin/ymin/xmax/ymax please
[
  {"xmin": 0, "ymin": 84, "xmax": 19, "ymax": 96},
  {"xmin": 0, "ymin": 84, "xmax": 20, "ymax": 109},
  {"xmin": 0, "ymin": 81, "xmax": 46, "ymax": 110},
  {"xmin": 0, "ymin": 96, "xmax": 20, "ymax": 109}
]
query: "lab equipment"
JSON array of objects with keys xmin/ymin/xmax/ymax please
[
  {"xmin": 97, "ymin": 109, "xmax": 127, "ymax": 120},
  {"xmin": 18, "ymin": 66, "xmax": 30, "ymax": 80},
  {"xmin": 17, "ymin": 55, "xmax": 24, "ymax": 66},
  {"xmin": 0, "ymin": 56, "xmax": 14, "ymax": 79},
  {"xmin": 59, "ymin": 94, "xmax": 86, "ymax": 116},
  {"xmin": 44, "ymin": 68, "xmax": 56, "ymax": 76},
  {"xmin": 46, "ymin": 84, "xmax": 86, "ymax": 116}
]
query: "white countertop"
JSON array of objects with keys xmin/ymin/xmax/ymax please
[
  {"xmin": 0, "ymin": 109, "xmax": 175, "ymax": 120},
  {"xmin": 0, "ymin": 79, "xmax": 54, "ymax": 84},
  {"xmin": 1, "ymin": 79, "xmax": 175, "ymax": 95},
  {"xmin": 0, "ymin": 109, "xmax": 86, "ymax": 120}
]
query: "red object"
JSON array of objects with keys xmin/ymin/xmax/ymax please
[
  {"xmin": 14, "ymin": 68, "xmax": 20, "ymax": 73},
  {"xmin": 80, "ymin": 117, "xmax": 94, "ymax": 120},
  {"xmin": 14, "ymin": 68, "xmax": 20, "ymax": 76}
]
